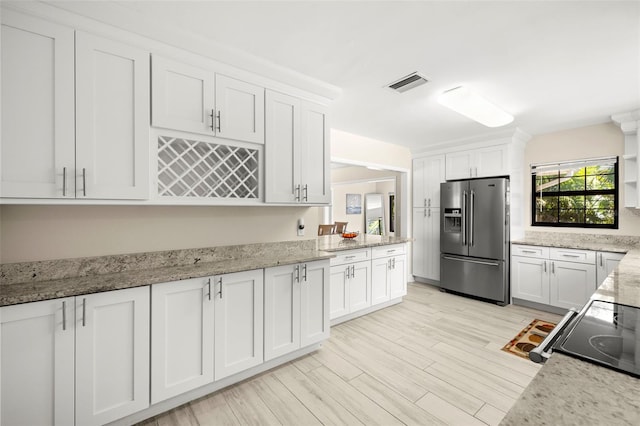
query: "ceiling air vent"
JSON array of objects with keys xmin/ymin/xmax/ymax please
[{"xmin": 387, "ymin": 72, "xmax": 429, "ymax": 93}]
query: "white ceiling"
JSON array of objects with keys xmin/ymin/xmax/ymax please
[{"xmin": 74, "ymin": 1, "xmax": 640, "ymax": 152}]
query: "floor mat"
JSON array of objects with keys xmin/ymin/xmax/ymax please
[{"xmin": 502, "ymin": 319, "xmax": 556, "ymax": 359}]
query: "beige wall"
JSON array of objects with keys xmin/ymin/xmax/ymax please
[
  {"xmin": 524, "ymin": 122, "xmax": 640, "ymax": 235},
  {"xmin": 331, "ymin": 179, "xmax": 396, "ymax": 235},
  {"xmin": 0, "ymin": 205, "xmax": 318, "ymax": 263}
]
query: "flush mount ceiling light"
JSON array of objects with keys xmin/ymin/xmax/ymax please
[{"xmin": 437, "ymin": 86, "xmax": 514, "ymax": 127}]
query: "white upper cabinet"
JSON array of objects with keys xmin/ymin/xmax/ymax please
[
  {"xmin": 75, "ymin": 32, "xmax": 150, "ymax": 200},
  {"xmin": 151, "ymin": 57, "xmax": 265, "ymax": 144},
  {"xmin": 265, "ymin": 90, "xmax": 329, "ymax": 204},
  {"xmin": 445, "ymin": 144, "xmax": 508, "ymax": 180},
  {"xmin": 151, "ymin": 55, "xmax": 215, "ymax": 136},
  {"xmin": 215, "ymin": 74, "xmax": 265, "ymax": 144},
  {"xmin": 413, "ymin": 155, "xmax": 445, "ymax": 208},
  {"xmin": 1, "ymin": 11, "xmax": 75, "ymax": 198},
  {"xmin": 1, "ymin": 11, "xmax": 149, "ymax": 200}
]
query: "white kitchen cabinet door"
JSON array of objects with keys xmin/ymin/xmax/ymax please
[
  {"xmin": 329, "ymin": 265, "xmax": 349, "ymax": 320},
  {"xmin": 596, "ymin": 251, "xmax": 625, "ymax": 286},
  {"xmin": 264, "ymin": 264, "xmax": 301, "ymax": 361},
  {"xmin": 413, "ymin": 155, "xmax": 445, "ymax": 208},
  {"xmin": 371, "ymin": 257, "xmax": 391, "ymax": 306},
  {"xmin": 349, "ymin": 260, "xmax": 372, "ymax": 313},
  {"xmin": 76, "ymin": 32, "xmax": 150, "ymax": 200},
  {"xmin": 474, "ymin": 145, "xmax": 508, "ymax": 178},
  {"xmin": 75, "ymin": 286, "xmax": 150, "ymax": 426},
  {"xmin": 214, "ymin": 269, "xmax": 264, "ymax": 380},
  {"xmin": 265, "ymin": 91, "xmax": 329, "ymax": 204},
  {"xmin": 151, "ymin": 55, "xmax": 215, "ymax": 136},
  {"xmin": 445, "ymin": 151, "xmax": 474, "ymax": 180},
  {"xmin": 1, "ymin": 10, "xmax": 75, "ymax": 198},
  {"xmin": 1, "ymin": 297, "xmax": 75, "ymax": 426},
  {"xmin": 299, "ymin": 101, "xmax": 330, "ymax": 203},
  {"xmin": 389, "ymin": 255, "xmax": 408, "ymax": 299},
  {"xmin": 151, "ymin": 278, "xmax": 214, "ymax": 404},
  {"xmin": 412, "ymin": 208, "xmax": 440, "ymax": 282},
  {"xmin": 511, "ymin": 256, "xmax": 549, "ymax": 304},
  {"xmin": 549, "ymin": 260, "xmax": 596, "ymax": 310},
  {"xmin": 265, "ymin": 90, "xmax": 299, "ymax": 203},
  {"xmin": 215, "ymin": 74, "xmax": 264, "ymax": 144},
  {"xmin": 300, "ymin": 260, "xmax": 330, "ymax": 347}
]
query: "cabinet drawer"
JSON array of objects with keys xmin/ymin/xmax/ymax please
[
  {"xmin": 330, "ymin": 249, "xmax": 370, "ymax": 266},
  {"xmin": 511, "ymin": 244, "xmax": 549, "ymax": 259},
  {"xmin": 549, "ymin": 247, "xmax": 595, "ymax": 264},
  {"xmin": 372, "ymin": 244, "xmax": 406, "ymax": 259}
]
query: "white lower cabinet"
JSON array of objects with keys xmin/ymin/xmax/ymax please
[
  {"xmin": 1, "ymin": 287, "xmax": 150, "ymax": 426},
  {"xmin": 264, "ymin": 260, "xmax": 330, "ymax": 361},
  {"xmin": 412, "ymin": 207, "xmax": 440, "ymax": 282},
  {"xmin": 151, "ymin": 277, "xmax": 214, "ymax": 404},
  {"xmin": 511, "ymin": 244, "xmax": 597, "ymax": 310},
  {"xmin": 329, "ymin": 249, "xmax": 372, "ymax": 320},
  {"xmin": 371, "ymin": 245, "xmax": 407, "ymax": 306},
  {"xmin": 596, "ymin": 251, "xmax": 625, "ymax": 286},
  {"xmin": 1, "ymin": 297, "xmax": 75, "ymax": 426},
  {"xmin": 214, "ymin": 269, "xmax": 264, "ymax": 380}
]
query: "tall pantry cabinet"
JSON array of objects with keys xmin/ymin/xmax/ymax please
[
  {"xmin": 412, "ymin": 155, "xmax": 445, "ymax": 282},
  {"xmin": 1, "ymin": 10, "xmax": 150, "ymax": 200}
]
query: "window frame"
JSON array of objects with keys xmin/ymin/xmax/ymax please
[{"xmin": 531, "ymin": 156, "xmax": 619, "ymax": 229}]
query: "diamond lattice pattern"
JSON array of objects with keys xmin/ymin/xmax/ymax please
[{"xmin": 158, "ymin": 136, "xmax": 259, "ymax": 198}]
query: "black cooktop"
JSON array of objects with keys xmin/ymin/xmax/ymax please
[{"xmin": 554, "ymin": 300, "xmax": 640, "ymax": 378}]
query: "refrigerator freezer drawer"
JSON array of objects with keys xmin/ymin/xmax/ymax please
[{"xmin": 440, "ymin": 254, "xmax": 508, "ymax": 304}]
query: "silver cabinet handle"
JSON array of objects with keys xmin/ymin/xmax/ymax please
[
  {"xmin": 218, "ymin": 277, "xmax": 223, "ymax": 299},
  {"xmin": 62, "ymin": 167, "xmax": 67, "ymax": 196},
  {"xmin": 544, "ymin": 260, "xmax": 547, "ymax": 273},
  {"xmin": 392, "ymin": 258, "xmax": 396, "ymax": 269},
  {"xmin": 600, "ymin": 253, "xmax": 603, "ymax": 267},
  {"xmin": 82, "ymin": 168, "xmax": 87, "ymax": 197},
  {"xmin": 302, "ymin": 264, "xmax": 308, "ymax": 282},
  {"xmin": 345, "ymin": 255, "xmax": 356, "ymax": 260},
  {"xmin": 82, "ymin": 298, "xmax": 86, "ymax": 327},
  {"xmin": 551, "ymin": 262, "xmax": 555, "ymax": 274},
  {"xmin": 424, "ymin": 208, "xmax": 427, "ymax": 218},
  {"xmin": 62, "ymin": 301, "xmax": 67, "ymax": 330},
  {"xmin": 216, "ymin": 110, "xmax": 221, "ymax": 132},
  {"xmin": 561, "ymin": 253, "xmax": 581, "ymax": 258},
  {"xmin": 295, "ymin": 265, "xmax": 300, "ymax": 283},
  {"xmin": 424, "ymin": 198, "xmax": 427, "ymax": 208},
  {"xmin": 388, "ymin": 259, "xmax": 392, "ymax": 270},
  {"xmin": 345, "ymin": 266, "xmax": 350, "ymax": 279},
  {"xmin": 207, "ymin": 278, "xmax": 212, "ymax": 301},
  {"xmin": 521, "ymin": 250, "xmax": 537, "ymax": 254},
  {"xmin": 428, "ymin": 208, "xmax": 431, "ymax": 217},
  {"xmin": 209, "ymin": 109, "xmax": 215, "ymax": 131},
  {"xmin": 475, "ymin": 167, "xmax": 478, "ymax": 177},
  {"xmin": 351, "ymin": 265, "xmax": 355, "ymax": 278},
  {"xmin": 302, "ymin": 184, "xmax": 308, "ymax": 202},
  {"xmin": 428, "ymin": 198, "xmax": 431, "ymax": 207},
  {"xmin": 295, "ymin": 184, "xmax": 301, "ymax": 202}
]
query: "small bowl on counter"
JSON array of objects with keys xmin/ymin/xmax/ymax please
[{"xmin": 341, "ymin": 231, "xmax": 359, "ymax": 240}]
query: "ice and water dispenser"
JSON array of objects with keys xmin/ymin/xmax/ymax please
[{"xmin": 443, "ymin": 208, "xmax": 462, "ymax": 234}]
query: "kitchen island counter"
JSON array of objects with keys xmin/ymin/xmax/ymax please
[
  {"xmin": 317, "ymin": 234, "xmax": 412, "ymax": 252},
  {"xmin": 501, "ymin": 232, "xmax": 640, "ymax": 425}
]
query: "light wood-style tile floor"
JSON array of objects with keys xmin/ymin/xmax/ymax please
[{"xmin": 138, "ymin": 283, "xmax": 562, "ymax": 426}]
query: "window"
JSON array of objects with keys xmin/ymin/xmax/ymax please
[{"xmin": 531, "ymin": 156, "xmax": 618, "ymax": 228}]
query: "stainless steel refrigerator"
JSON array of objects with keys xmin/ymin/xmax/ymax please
[{"xmin": 440, "ymin": 177, "xmax": 510, "ymax": 305}]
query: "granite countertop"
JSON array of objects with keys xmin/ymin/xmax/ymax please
[
  {"xmin": 316, "ymin": 234, "xmax": 412, "ymax": 252},
  {"xmin": 0, "ymin": 240, "xmax": 336, "ymax": 306},
  {"xmin": 501, "ymin": 231, "xmax": 640, "ymax": 425}
]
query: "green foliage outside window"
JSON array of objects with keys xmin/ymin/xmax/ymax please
[{"xmin": 532, "ymin": 159, "xmax": 618, "ymax": 228}]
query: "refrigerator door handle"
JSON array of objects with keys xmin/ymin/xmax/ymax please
[
  {"xmin": 462, "ymin": 190, "xmax": 467, "ymax": 246},
  {"xmin": 469, "ymin": 190, "xmax": 475, "ymax": 247},
  {"xmin": 442, "ymin": 255, "xmax": 500, "ymax": 267}
]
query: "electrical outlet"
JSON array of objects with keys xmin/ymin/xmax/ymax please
[{"xmin": 297, "ymin": 218, "xmax": 305, "ymax": 236}]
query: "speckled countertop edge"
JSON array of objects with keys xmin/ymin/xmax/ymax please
[
  {"xmin": 317, "ymin": 234, "xmax": 412, "ymax": 252},
  {"xmin": 0, "ymin": 244, "xmax": 335, "ymax": 307}
]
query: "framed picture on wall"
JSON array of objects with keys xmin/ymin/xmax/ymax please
[{"xmin": 346, "ymin": 193, "xmax": 362, "ymax": 214}]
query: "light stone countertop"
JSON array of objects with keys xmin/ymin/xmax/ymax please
[
  {"xmin": 501, "ymin": 231, "xmax": 640, "ymax": 425},
  {"xmin": 316, "ymin": 234, "xmax": 412, "ymax": 252},
  {"xmin": 0, "ymin": 240, "xmax": 336, "ymax": 306}
]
